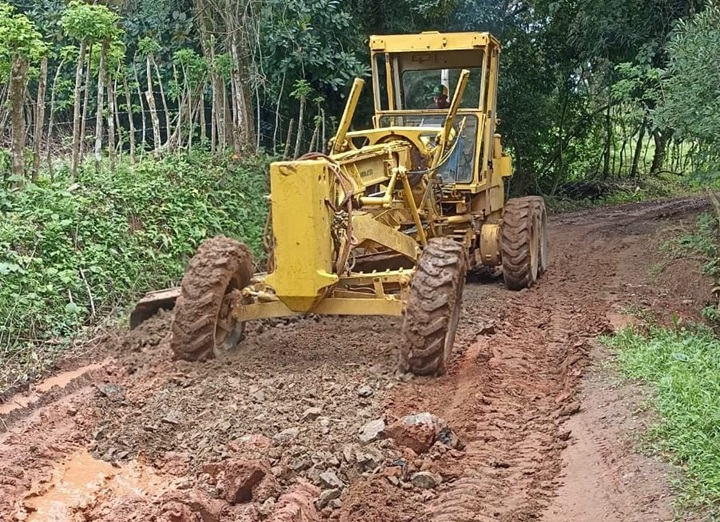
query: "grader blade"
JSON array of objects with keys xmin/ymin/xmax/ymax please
[{"xmin": 129, "ymin": 287, "xmax": 181, "ymax": 329}]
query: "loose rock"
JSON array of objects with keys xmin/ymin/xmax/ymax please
[
  {"xmin": 411, "ymin": 471, "xmax": 440, "ymax": 490},
  {"xmin": 356, "ymin": 385, "xmax": 374, "ymax": 398},
  {"xmin": 273, "ymin": 427, "xmax": 301, "ymax": 444},
  {"xmin": 319, "ymin": 471, "xmax": 345, "ymax": 490},
  {"xmin": 386, "ymin": 412, "xmax": 448, "ymax": 454},
  {"xmin": 269, "ymin": 481, "xmax": 321, "ymax": 522},
  {"xmin": 358, "ymin": 419, "xmax": 385, "ymax": 444},
  {"xmin": 354, "ymin": 449, "xmax": 383, "ymax": 472},
  {"xmin": 223, "ymin": 459, "xmax": 275, "ymax": 504},
  {"xmin": 316, "ymin": 488, "xmax": 342, "ymax": 510},
  {"xmin": 301, "ymin": 407, "xmax": 323, "ymax": 422}
]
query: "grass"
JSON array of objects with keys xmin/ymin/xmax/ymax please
[
  {"xmin": 661, "ymin": 211, "xmax": 720, "ymax": 330},
  {"xmin": 604, "ymin": 323, "xmax": 720, "ymax": 517}
]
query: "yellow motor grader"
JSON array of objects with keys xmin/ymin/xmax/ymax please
[{"xmin": 131, "ymin": 31, "xmax": 548, "ymax": 375}]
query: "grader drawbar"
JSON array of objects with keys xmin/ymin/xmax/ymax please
[{"xmin": 130, "ymin": 31, "xmax": 548, "ymax": 376}]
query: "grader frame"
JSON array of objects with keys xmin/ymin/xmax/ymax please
[{"xmin": 131, "ymin": 31, "xmax": 548, "ymax": 376}]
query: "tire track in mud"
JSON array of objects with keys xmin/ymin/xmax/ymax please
[{"xmin": 343, "ymin": 196, "xmax": 705, "ymax": 521}]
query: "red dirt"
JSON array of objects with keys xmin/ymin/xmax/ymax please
[{"xmin": 0, "ymin": 196, "xmax": 711, "ymax": 522}]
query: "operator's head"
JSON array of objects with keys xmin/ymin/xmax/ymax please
[{"xmin": 431, "ymin": 84, "xmax": 450, "ymax": 109}]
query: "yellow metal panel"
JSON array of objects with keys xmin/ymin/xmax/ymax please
[
  {"xmin": 479, "ymin": 223, "xmax": 501, "ymax": 266},
  {"xmin": 370, "ymin": 32, "xmax": 493, "ymax": 53},
  {"xmin": 351, "ymin": 213, "xmax": 420, "ymax": 261},
  {"xmin": 233, "ymin": 300, "xmax": 300, "ymax": 321},
  {"xmin": 232, "ymin": 296, "xmax": 405, "ymax": 320},
  {"xmin": 313, "ymin": 297, "xmax": 404, "ymax": 316},
  {"xmin": 264, "ymin": 160, "xmax": 338, "ymax": 312},
  {"xmin": 331, "ymin": 78, "xmax": 364, "ymax": 154},
  {"xmin": 489, "ymin": 184, "xmax": 504, "ymax": 213},
  {"xmin": 496, "ymin": 155, "xmax": 512, "ymax": 177}
]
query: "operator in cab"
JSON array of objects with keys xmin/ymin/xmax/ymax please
[{"xmin": 429, "ymin": 84, "xmax": 450, "ymax": 109}]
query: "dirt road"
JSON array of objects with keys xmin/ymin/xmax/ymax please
[{"xmin": 0, "ymin": 196, "xmax": 710, "ymax": 521}]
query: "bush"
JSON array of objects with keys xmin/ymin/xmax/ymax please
[
  {"xmin": 604, "ymin": 324, "xmax": 720, "ymax": 516},
  {"xmin": 0, "ymin": 151, "xmax": 270, "ymax": 391}
]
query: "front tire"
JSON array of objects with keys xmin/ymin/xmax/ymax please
[
  {"xmin": 170, "ymin": 236, "xmax": 253, "ymax": 361},
  {"xmin": 399, "ymin": 238, "xmax": 467, "ymax": 376}
]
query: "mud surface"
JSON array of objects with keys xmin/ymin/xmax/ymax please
[{"xmin": 0, "ymin": 196, "xmax": 711, "ymax": 521}]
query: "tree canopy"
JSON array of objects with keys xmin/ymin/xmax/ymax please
[{"xmin": 0, "ymin": 0, "xmax": 718, "ymax": 188}]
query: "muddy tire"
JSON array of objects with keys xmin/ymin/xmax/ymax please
[
  {"xmin": 399, "ymin": 237, "xmax": 467, "ymax": 376},
  {"xmin": 502, "ymin": 197, "xmax": 541, "ymax": 290},
  {"xmin": 171, "ymin": 236, "xmax": 253, "ymax": 361}
]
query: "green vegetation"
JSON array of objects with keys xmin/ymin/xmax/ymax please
[
  {"xmin": 662, "ymin": 210, "xmax": 720, "ymax": 326},
  {"xmin": 665, "ymin": 212, "xmax": 720, "ymax": 280},
  {"xmin": 604, "ymin": 324, "xmax": 720, "ymax": 516},
  {"xmin": 0, "ymin": 152, "xmax": 269, "ymax": 392},
  {"xmin": 2, "ymin": 0, "xmax": 719, "ymax": 190}
]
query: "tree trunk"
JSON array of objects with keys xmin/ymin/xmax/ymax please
[
  {"xmin": 9, "ymin": 57, "xmax": 29, "ymax": 183},
  {"xmin": 255, "ymin": 80, "xmax": 261, "ymax": 150},
  {"xmin": 308, "ymin": 113, "xmax": 320, "ymax": 153},
  {"xmin": 229, "ymin": 40, "xmax": 243, "ymax": 154},
  {"xmin": 194, "ymin": 0, "xmax": 214, "ymax": 150},
  {"xmin": 200, "ymin": 88, "xmax": 207, "ymax": 145},
  {"xmin": 134, "ymin": 66, "xmax": 147, "ymax": 151},
  {"xmin": 630, "ymin": 118, "xmax": 647, "ymax": 178},
  {"xmin": 151, "ymin": 55, "xmax": 171, "ymax": 147},
  {"xmin": 46, "ymin": 58, "xmax": 66, "ymax": 176},
  {"xmin": 223, "ymin": 82, "xmax": 233, "ymax": 150},
  {"xmin": 273, "ymin": 73, "xmax": 285, "ymax": 153},
  {"xmin": 320, "ymin": 108, "xmax": 326, "ymax": 153},
  {"xmin": 146, "ymin": 55, "xmax": 161, "ymax": 154},
  {"xmin": 650, "ymin": 129, "xmax": 670, "ymax": 176},
  {"xmin": 0, "ymin": 84, "xmax": 9, "ymax": 136},
  {"xmin": 602, "ymin": 102, "xmax": 611, "ymax": 178},
  {"xmin": 107, "ymin": 70, "xmax": 117, "ymax": 170},
  {"xmin": 283, "ymin": 118, "xmax": 294, "ymax": 159},
  {"xmin": 114, "ymin": 77, "xmax": 123, "ymax": 160},
  {"xmin": 228, "ymin": 36, "xmax": 256, "ymax": 154},
  {"xmin": 122, "ymin": 75, "xmax": 136, "ymax": 164},
  {"xmin": 187, "ymin": 69, "xmax": 194, "ymax": 150},
  {"xmin": 210, "ymin": 50, "xmax": 225, "ymax": 151},
  {"xmin": 32, "ymin": 57, "xmax": 48, "ymax": 182},
  {"xmin": 70, "ymin": 40, "xmax": 87, "ymax": 177},
  {"xmin": 94, "ymin": 39, "xmax": 109, "ymax": 171},
  {"xmin": 293, "ymin": 96, "xmax": 305, "ymax": 159},
  {"xmin": 79, "ymin": 44, "xmax": 93, "ymax": 164},
  {"xmin": 169, "ymin": 63, "xmax": 183, "ymax": 151}
]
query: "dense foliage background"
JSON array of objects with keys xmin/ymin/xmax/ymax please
[{"xmin": 0, "ymin": 0, "xmax": 718, "ymax": 187}]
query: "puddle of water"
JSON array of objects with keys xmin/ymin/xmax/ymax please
[
  {"xmin": 0, "ymin": 393, "xmax": 39, "ymax": 415},
  {"xmin": 36, "ymin": 363, "xmax": 106, "ymax": 393},
  {"xmin": 0, "ymin": 362, "xmax": 106, "ymax": 416},
  {"xmin": 23, "ymin": 450, "xmax": 165, "ymax": 521}
]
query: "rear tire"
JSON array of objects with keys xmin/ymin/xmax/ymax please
[
  {"xmin": 399, "ymin": 238, "xmax": 467, "ymax": 376},
  {"xmin": 502, "ymin": 197, "xmax": 541, "ymax": 290},
  {"xmin": 171, "ymin": 236, "xmax": 253, "ymax": 361}
]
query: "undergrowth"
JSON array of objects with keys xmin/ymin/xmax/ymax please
[
  {"xmin": 603, "ymin": 324, "xmax": 720, "ymax": 518},
  {"xmin": 662, "ymin": 211, "xmax": 720, "ymax": 327},
  {"xmin": 545, "ymin": 171, "xmax": 714, "ymax": 213},
  {"xmin": 0, "ymin": 151, "xmax": 270, "ymax": 392}
]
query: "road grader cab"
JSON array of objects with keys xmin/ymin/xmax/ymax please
[{"xmin": 131, "ymin": 31, "xmax": 548, "ymax": 375}]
